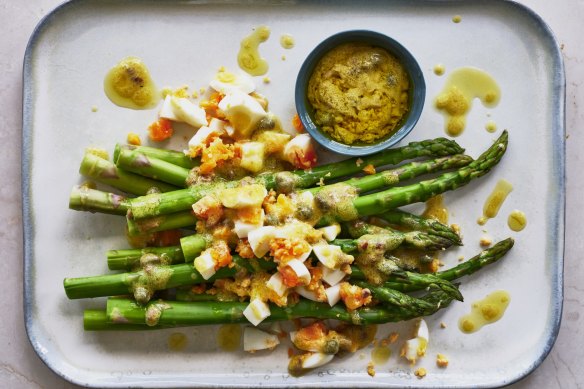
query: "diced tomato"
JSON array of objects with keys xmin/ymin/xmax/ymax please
[
  {"xmin": 154, "ymin": 229, "xmax": 183, "ymax": 246},
  {"xmin": 148, "ymin": 118, "xmax": 174, "ymax": 142}
]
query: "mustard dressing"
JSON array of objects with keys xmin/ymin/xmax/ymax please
[
  {"xmin": 423, "ymin": 194, "xmax": 448, "ymax": 224},
  {"xmin": 217, "ymin": 324, "xmax": 242, "ymax": 351},
  {"xmin": 238, "ymin": 26, "xmax": 270, "ymax": 76},
  {"xmin": 459, "ymin": 290, "xmax": 510, "ymax": 333},
  {"xmin": 104, "ymin": 56, "xmax": 159, "ymax": 109},
  {"xmin": 371, "ymin": 345, "xmax": 391, "ymax": 365},
  {"xmin": 280, "ymin": 34, "xmax": 295, "ymax": 49},
  {"xmin": 508, "ymin": 210, "xmax": 527, "ymax": 231},
  {"xmin": 433, "ymin": 64, "xmax": 445, "ymax": 76},
  {"xmin": 477, "ymin": 179, "xmax": 513, "ymax": 225},
  {"xmin": 168, "ymin": 332, "xmax": 188, "ymax": 351},
  {"xmin": 435, "ymin": 67, "xmax": 501, "ymax": 136}
]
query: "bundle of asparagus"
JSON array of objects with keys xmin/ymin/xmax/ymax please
[{"xmin": 64, "ymin": 130, "xmax": 512, "ymax": 336}]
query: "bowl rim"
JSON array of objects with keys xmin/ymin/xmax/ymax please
[{"xmin": 295, "ymin": 29, "xmax": 426, "ymax": 156}]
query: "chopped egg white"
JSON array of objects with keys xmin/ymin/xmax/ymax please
[
  {"xmin": 210, "ymin": 70, "xmax": 255, "ymax": 95},
  {"xmin": 282, "ymin": 133, "xmax": 314, "ymax": 165},
  {"xmin": 243, "ymin": 327, "xmax": 280, "ymax": 352},
  {"xmin": 300, "ymin": 352, "xmax": 335, "ymax": 369},
  {"xmin": 247, "ymin": 226, "xmax": 277, "ymax": 258},
  {"xmin": 170, "ymin": 96, "xmax": 208, "ymax": 128},
  {"xmin": 239, "ymin": 142, "xmax": 266, "ymax": 173},
  {"xmin": 218, "ymin": 91, "xmax": 268, "ymax": 138},
  {"xmin": 286, "ymin": 259, "xmax": 311, "ymax": 284},
  {"xmin": 313, "ymin": 243, "xmax": 345, "ymax": 269},
  {"xmin": 159, "ymin": 95, "xmax": 179, "ymax": 121},
  {"xmin": 318, "ymin": 224, "xmax": 341, "ymax": 241},
  {"xmin": 186, "ymin": 118, "xmax": 225, "ymax": 151},
  {"xmin": 294, "ymin": 286, "xmax": 319, "ymax": 302},
  {"xmin": 325, "ymin": 284, "xmax": 341, "ymax": 306},
  {"xmin": 266, "ymin": 272, "xmax": 288, "ymax": 297},
  {"xmin": 233, "ymin": 210, "xmax": 265, "ymax": 238},
  {"xmin": 401, "ymin": 318, "xmax": 430, "ymax": 364},
  {"xmin": 219, "ymin": 184, "xmax": 267, "ymax": 209},
  {"xmin": 320, "ymin": 265, "xmax": 346, "ymax": 286},
  {"xmin": 243, "ymin": 298, "xmax": 271, "ymax": 326},
  {"xmin": 193, "ymin": 250, "xmax": 216, "ymax": 280}
]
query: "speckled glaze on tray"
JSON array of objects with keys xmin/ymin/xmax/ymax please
[{"xmin": 22, "ymin": 0, "xmax": 564, "ymax": 387}]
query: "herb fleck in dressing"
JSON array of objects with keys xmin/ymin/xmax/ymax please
[
  {"xmin": 435, "ymin": 67, "xmax": 500, "ymax": 136},
  {"xmin": 104, "ymin": 56, "xmax": 159, "ymax": 109}
]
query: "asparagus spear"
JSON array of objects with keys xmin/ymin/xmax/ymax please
[
  {"xmin": 105, "ymin": 289, "xmax": 455, "ymax": 328},
  {"xmin": 79, "ymin": 152, "xmax": 179, "ymax": 195},
  {"xmin": 107, "ymin": 246, "xmax": 185, "ymax": 271},
  {"xmin": 114, "ymin": 147, "xmax": 192, "ymax": 187},
  {"xmin": 351, "ymin": 131, "xmax": 508, "ymax": 218},
  {"xmin": 64, "ymin": 256, "xmax": 276, "ymax": 301},
  {"xmin": 350, "ymin": 238, "xmax": 514, "ymax": 292},
  {"xmin": 126, "ymin": 137, "xmax": 464, "ymax": 220},
  {"xmin": 69, "ymin": 185, "xmax": 130, "ymax": 215},
  {"xmin": 65, "ymin": 237, "xmax": 512, "ymax": 301},
  {"xmin": 125, "ymin": 155, "xmax": 472, "ymax": 235},
  {"xmin": 114, "ymin": 144, "xmax": 199, "ymax": 169},
  {"xmin": 306, "ymin": 154, "xmax": 473, "ymax": 195},
  {"xmin": 377, "ymin": 209, "xmax": 463, "ymax": 245}
]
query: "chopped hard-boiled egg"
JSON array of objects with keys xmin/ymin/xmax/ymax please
[
  {"xmin": 325, "ymin": 284, "xmax": 342, "ymax": 306},
  {"xmin": 320, "ymin": 265, "xmax": 346, "ymax": 287},
  {"xmin": 243, "ymin": 298, "xmax": 271, "ymax": 326},
  {"xmin": 299, "ymin": 352, "xmax": 335, "ymax": 369},
  {"xmin": 266, "ymin": 272, "xmax": 288, "ymax": 297},
  {"xmin": 219, "ymin": 184, "xmax": 267, "ymax": 209},
  {"xmin": 194, "ymin": 250, "xmax": 216, "ymax": 280},
  {"xmin": 239, "ymin": 142, "xmax": 266, "ymax": 173},
  {"xmin": 401, "ymin": 318, "xmax": 430, "ymax": 364},
  {"xmin": 210, "ymin": 69, "xmax": 255, "ymax": 95},
  {"xmin": 243, "ymin": 327, "xmax": 280, "ymax": 352},
  {"xmin": 313, "ymin": 244, "xmax": 346, "ymax": 270},
  {"xmin": 159, "ymin": 95, "xmax": 179, "ymax": 121},
  {"xmin": 286, "ymin": 259, "xmax": 312, "ymax": 284},
  {"xmin": 168, "ymin": 96, "xmax": 208, "ymax": 128},
  {"xmin": 318, "ymin": 224, "xmax": 341, "ymax": 242},
  {"xmin": 218, "ymin": 91, "xmax": 268, "ymax": 139},
  {"xmin": 282, "ymin": 133, "xmax": 317, "ymax": 169},
  {"xmin": 294, "ymin": 286, "xmax": 320, "ymax": 302},
  {"xmin": 186, "ymin": 118, "xmax": 225, "ymax": 152},
  {"xmin": 247, "ymin": 226, "xmax": 277, "ymax": 257},
  {"xmin": 233, "ymin": 210, "xmax": 265, "ymax": 238},
  {"xmin": 254, "ymin": 130, "xmax": 291, "ymax": 154}
]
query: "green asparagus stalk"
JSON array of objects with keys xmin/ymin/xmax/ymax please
[
  {"xmin": 307, "ymin": 154, "xmax": 473, "ymax": 195},
  {"xmin": 377, "ymin": 209, "xmax": 462, "ymax": 245},
  {"xmin": 83, "ymin": 310, "xmax": 172, "ymax": 331},
  {"xmin": 350, "ymin": 238, "xmax": 514, "ymax": 292},
  {"xmin": 107, "ymin": 246, "xmax": 185, "ymax": 271},
  {"xmin": 114, "ymin": 147, "xmax": 192, "ymax": 187},
  {"xmin": 69, "ymin": 185, "xmax": 130, "ymax": 215},
  {"xmin": 64, "ymin": 256, "xmax": 276, "ymax": 301},
  {"xmin": 105, "ymin": 290, "xmax": 455, "ymax": 328},
  {"xmin": 351, "ymin": 131, "xmax": 508, "ymax": 219},
  {"xmin": 126, "ymin": 138, "xmax": 464, "ymax": 220},
  {"xmin": 343, "ymin": 220, "xmax": 457, "ymax": 251},
  {"xmin": 79, "ymin": 152, "xmax": 179, "ymax": 195},
  {"xmin": 125, "ymin": 157, "xmax": 474, "ymax": 236},
  {"xmin": 114, "ymin": 144, "xmax": 199, "ymax": 169}
]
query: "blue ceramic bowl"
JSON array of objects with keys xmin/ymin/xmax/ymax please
[{"xmin": 295, "ymin": 30, "xmax": 425, "ymax": 156}]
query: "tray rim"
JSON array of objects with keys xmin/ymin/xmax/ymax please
[{"xmin": 21, "ymin": 0, "xmax": 566, "ymax": 387}]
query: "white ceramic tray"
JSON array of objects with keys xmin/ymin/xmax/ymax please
[{"xmin": 22, "ymin": 0, "xmax": 565, "ymax": 387}]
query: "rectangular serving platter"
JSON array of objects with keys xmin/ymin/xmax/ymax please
[{"xmin": 22, "ymin": 0, "xmax": 564, "ymax": 387}]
